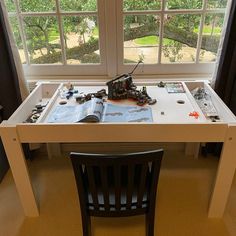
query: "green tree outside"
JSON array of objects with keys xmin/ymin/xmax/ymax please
[{"xmin": 4, "ymin": 0, "xmax": 227, "ymax": 64}]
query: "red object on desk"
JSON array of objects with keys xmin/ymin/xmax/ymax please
[{"xmin": 189, "ymin": 111, "xmax": 200, "ymax": 119}]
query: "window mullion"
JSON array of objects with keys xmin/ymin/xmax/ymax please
[
  {"xmin": 14, "ymin": 0, "xmax": 30, "ymax": 65},
  {"xmin": 158, "ymin": 0, "xmax": 166, "ymax": 64},
  {"xmin": 97, "ymin": 0, "xmax": 107, "ymax": 70},
  {"xmin": 55, "ymin": 0, "xmax": 66, "ymax": 65},
  {"xmin": 196, "ymin": 0, "xmax": 208, "ymax": 63},
  {"xmin": 105, "ymin": 0, "xmax": 118, "ymax": 77}
]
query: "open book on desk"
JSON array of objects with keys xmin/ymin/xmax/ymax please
[{"xmin": 46, "ymin": 98, "xmax": 153, "ymax": 123}]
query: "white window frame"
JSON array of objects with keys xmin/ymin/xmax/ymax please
[
  {"xmin": 5, "ymin": 0, "xmax": 232, "ymax": 80},
  {"xmin": 8, "ymin": 0, "xmax": 107, "ymax": 78},
  {"xmin": 116, "ymin": 0, "xmax": 229, "ymax": 77}
]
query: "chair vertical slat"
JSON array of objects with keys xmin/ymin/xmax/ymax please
[
  {"xmin": 126, "ymin": 165, "xmax": 134, "ymax": 209},
  {"xmin": 69, "ymin": 149, "xmax": 163, "ymax": 236},
  {"xmin": 137, "ymin": 163, "xmax": 149, "ymax": 208},
  {"xmin": 101, "ymin": 166, "xmax": 110, "ymax": 210},
  {"xmin": 114, "ymin": 165, "xmax": 121, "ymax": 210},
  {"xmin": 86, "ymin": 166, "xmax": 99, "ymax": 210},
  {"xmin": 149, "ymin": 160, "xmax": 162, "ymax": 208}
]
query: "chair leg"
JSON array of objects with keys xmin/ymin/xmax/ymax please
[
  {"xmin": 146, "ymin": 211, "xmax": 155, "ymax": 236},
  {"xmin": 81, "ymin": 211, "xmax": 92, "ymax": 236}
]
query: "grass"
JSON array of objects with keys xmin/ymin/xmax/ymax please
[
  {"xmin": 46, "ymin": 24, "xmax": 222, "ymax": 45},
  {"xmin": 134, "ymin": 36, "xmax": 175, "ymax": 46},
  {"xmin": 134, "ymin": 36, "xmax": 158, "ymax": 45},
  {"xmin": 49, "ymin": 30, "xmax": 60, "ymax": 42},
  {"xmin": 47, "ymin": 27, "xmax": 99, "ymax": 43},
  {"xmin": 194, "ymin": 25, "xmax": 222, "ymax": 34}
]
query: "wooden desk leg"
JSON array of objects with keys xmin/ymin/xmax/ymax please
[
  {"xmin": 185, "ymin": 143, "xmax": 200, "ymax": 159},
  {"xmin": 46, "ymin": 143, "xmax": 62, "ymax": 159},
  {"xmin": 0, "ymin": 126, "xmax": 39, "ymax": 217},
  {"xmin": 208, "ymin": 125, "xmax": 236, "ymax": 218}
]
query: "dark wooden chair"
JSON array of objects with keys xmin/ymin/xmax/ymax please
[{"xmin": 70, "ymin": 149, "xmax": 164, "ymax": 236}]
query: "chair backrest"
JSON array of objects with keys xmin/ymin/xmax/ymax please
[{"xmin": 70, "ymin": 149, "xmax": 163, "ymax": 217}]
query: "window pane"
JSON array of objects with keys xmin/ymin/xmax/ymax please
[
  {"xmin": 207, "ymin": 0, "xmax": 228, "ymax": 9},
  {"xmin": 200, "ymin": 13, "xmax": 224, "ymax": 62},
  {"xmin": 8, "ymin": 17, "xmax": 26, "ymax": 63},
  {"xmin": 123, "ymin": 15, "xmax": 159, "ymax": 64},
  {"xmin": 60, "ymin": 0, "xmax": 97, "ymax": 11},
  {"xmin": 62, "ymin": 16, "xmax": 100, "ymax": 64},
  {"xmin": 123, "ymin": 0, "xmax": 161, "ymax": 11},
  {"xmin": 24, "ymin": 16, "xmax": 62, "ymax": 64},
  {"xmin": 5, "ymin": 0, "xmax": 16, "ymax": 12},
  {"xmin": 19, "ymin": 0, "xmax": 55, "ymax": 12},
  {"xmin": 166, "ymin": 0, "xmax": 203, "ymax": 9},
  {"xmin": 162, "ymin": 14, "xmax": 201, "ymax": 63}
]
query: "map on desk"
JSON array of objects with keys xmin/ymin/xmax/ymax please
[{"xmin": 46, "ymin": 98, "xmax": 153, "ymax": 123}]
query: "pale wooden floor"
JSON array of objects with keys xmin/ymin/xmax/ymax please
[{"xmin": 0, "ymin": 148, "xmax": 235, "ymax": 236}]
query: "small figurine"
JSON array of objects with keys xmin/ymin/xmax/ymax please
[
  {"xmin": 65, "ymin": 85, "xmax": 78, "ymax": 99},
  {"xmin": 157, "ymin": 81, "xmax": 166, "ymax": 87},
  {"xmin": 66, "ymin": 82, "xmax": 74, "ymax": 90}
]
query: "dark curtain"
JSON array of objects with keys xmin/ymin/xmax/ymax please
[
  {"xmin": 214, "ymin": 1, "xmax": 236, "ymax": 113},
  {"xmin": 0, "ymin": 4, "xmax": 28, "ymax": 182},
  {"xmin": 204, "ymin": 1, "xmax": 236, "ymax": 156},
  {"xmin": 0, "ymin": 7, "xmax": 22, "ymax": 112}
]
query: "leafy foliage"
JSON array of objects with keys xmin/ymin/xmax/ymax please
[
  {"xmin": 23, "ymin": 16, "xmax": 61, "ymax": 61},
  {"xmin": 166, "ymin": 0, "xmax": 202, "ymax": 9},
  {"xmin": 20, "ymin": 0, "xmax": 55, "ymax": 12},
  {"xmin": 207, "ymin": 0, "xmax": 227, "ymax": 8},
  {"xmin": 4, "ymin": 0, "xmax": 16, "ymax": 12},
  {"xmin": 123, "ymin": 0, "xmax": 161, "ymax": 11},
  {"xmin": 4, "ymin": 0, "xmax": 228, "ymax": 64},
  {"xmin": 163, "ymin": 40, "xmax": 183, "ymax": 62}
]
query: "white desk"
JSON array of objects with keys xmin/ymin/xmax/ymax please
[{"xmin": 0, "ymin": 81, "xmax": 236, "ymax": 218}]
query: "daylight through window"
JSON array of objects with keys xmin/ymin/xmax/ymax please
[{"xmin": 4, "ymin": 0, "xmax": 230, "ymax": 78}]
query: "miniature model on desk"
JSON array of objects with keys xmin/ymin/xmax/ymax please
[
  {"xmin": 106, "ymin": 75, "xmax": 156, "ymax": 106},
  {"xmin": 75, "ymin": 89, "xmax": 107, "ymax": 104},
  {"xmin": 191, "ymin": 87, "xmax": 221, "ymax": 122},
  {"xmin": 106, "ymin": 61, "xmax": 157, "ymax": 106}
]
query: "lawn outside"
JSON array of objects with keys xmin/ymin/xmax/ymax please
[{"xmin": 18, "ymin": 34, "xmax": 217, "ymax": 65}]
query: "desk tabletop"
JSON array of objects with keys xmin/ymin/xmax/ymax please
[{"xmin": 2, "ymin": 80, "xmax": 236, "ymax": 126}]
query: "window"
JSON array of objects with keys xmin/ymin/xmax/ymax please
[
  {"xmin": 4, "ymin": 0, "xmax": 230, "ymax": 80},
  {"xmin": 117, "ymin": 0, "xmax": 228, "ymax": 75},
  {"xmin": 4, "ymin": 0, "xmax": 107, "ymax": 76}
]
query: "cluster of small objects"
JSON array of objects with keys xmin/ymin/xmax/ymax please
[
  {"xmin": 191, "ymin": 87, "xmax": 220, "ymax": 122},
  {"xmin": 192, "ymin": 87, "xmax": 208, "ymax": 100},
  {"xmin": 24, "ymin": 102, "xmax": 48, "ymax": 123},
  {"xmin": 127, "ymin": 85, "xmax": 156, "ymax": 106},
  {"xmin": 106, "ymin": 74, "xmax": 156, "ymax": 106},
  {"xmin": 75, "ymin": 89, "xmax": 107, "ymax": 104},
  {"xmin": 64, "ymin": 83, "xmax": 78, "ymax": 99}
]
